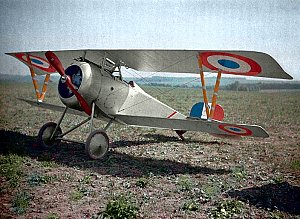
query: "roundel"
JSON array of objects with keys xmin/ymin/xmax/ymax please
[
  {"xmin": 200, "ymin": 52, "xmax": 262, "ymax": 76},
  {"xmin": 218, "ymin": 124, "xmax": 253, "ymax": 136},
  {"xmin": 15, "ymin": 53, "xmax": 56, "ymax": 73}
]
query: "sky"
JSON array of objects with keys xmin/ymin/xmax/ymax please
[{"xmin": 0, "ymin": 0, "xmax": 299, "ymax": 80}]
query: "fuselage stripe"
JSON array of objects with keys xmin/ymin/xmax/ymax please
[{"xmin": 167, "ymin": 111, "xmax": 177, "ymax": 119}]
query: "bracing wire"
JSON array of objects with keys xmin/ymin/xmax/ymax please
[
  {"xmin": 103, "ymin": 50, "xmax": 214, "ymax": 113},
  {"xmin": 118, "ymin": 70, "xmax": 214, "ymax": 113}
]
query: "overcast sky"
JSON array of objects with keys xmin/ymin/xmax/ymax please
[{"xmin": 0, "ymin": 0, "xmax": 299, "ymax": 80}]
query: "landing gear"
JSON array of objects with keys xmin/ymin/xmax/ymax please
[
  {"xmin": 37, "ymin": 103, "xmax": 113, "ymax": 160},
  {"xmin": 85, "ymin": 130, "xmax": 109, "ymax": 160},
  {"xmin": 38, "ymin": 122, "xmax": 62, "ymax": 148}
]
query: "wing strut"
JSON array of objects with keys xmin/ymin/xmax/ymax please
[
  {"xmin": 209, "ymin": 71, "xmax": 222, "ymax": 120},
  {"xmin": 25, "ymin": 53, "xmax": 50, "ymax": 102},
  {"xmin": 198, "ymin": 53, "xmax": 222, "ymax": 121},
  {"xmin": 198, "ymin": 57, "xmax": 210, "ymax": 118}
]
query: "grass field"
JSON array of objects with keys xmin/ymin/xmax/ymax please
[{"xmin": 0, "ymin": 81, "xmax": 299, "ymax": 218}]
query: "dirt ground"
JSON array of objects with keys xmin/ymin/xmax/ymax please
[{"xmin": 0, "ymin": 81, "xmax": 299, "ymax": 218}]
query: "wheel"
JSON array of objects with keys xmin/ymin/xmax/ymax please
[
  {"xmin": 38, "ymin": 122, "xmax": 62, "ymax": 149},
  {"xmin": 85, "ymin": 130, "xmax": 109, "ymax": 160}
]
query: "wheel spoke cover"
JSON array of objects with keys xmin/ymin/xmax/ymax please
[
  {"xmin": 89, "ymin": 134, "xmax": 108, "ymax": 157},
  {"xmin": 86, "ymin": 130, "xmax": 109, "ymax": 160},
  {"xmin": 38, "ymin": 122, "xmax": 62, "ymax": 148}
]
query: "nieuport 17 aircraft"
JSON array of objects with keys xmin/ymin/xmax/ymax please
[{"xmin": 7, "ymin": 50, "xmax": 292, "ymax": 159}]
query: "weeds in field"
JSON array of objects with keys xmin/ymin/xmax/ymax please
[
  {"xmin": 269, "ymin": 210, "xmax": 285, "ymax": 219},
  {"xmin": 27, "ymin": 172, "xmax": 57, "ymax": 186},
  {"xmin": 210, "ymin": 200, "xmax": 244, "ymax": 219},
  {"xmin": 62, "ymin": 173, "xmax": 74, "ymax": 182},
  {"xmin": 231, "ymin": 166, "xmax": 247, "ymax": 181},
  {"xmin": 200, "ymin": 183, "xmax": 221, "ymax": 201},
  {"xmin": 38, "ymin": 153, "xmax": 59, "ymax": 168},
  {"xmin": 101, "ymin": 194, "xmax": 139, "ymax": 219},
  {"xmin": 12, "ymin": 191, "xmax": 31, "ymax": 215},
  {"xmin": 181, "ymin": 199, "xmax": 199, "ymax": 212},
  {"xmin": 0, "ymin": 154, "xmax": 24, "ymax": 187},
  {"xmin": 289, "ymin": 160, "xmax": 300, "ymax": 171},
  {"xmin": 70, "ymin": 185, "xmax": 93, "ymax": 201},
  {"xmin": 135, "ymin": 176, "xmax": 149, "ymax": 188},
  {"xmin": 70, "ymin": 177, "xmax": 94, "ymax": 201},
  {"xmin": 177, "ymin": 175, "xmax": 193, "ymax": 192},
  {"xmin": 40, "ymin": 160, "xmax": 59, "ymax": 168},
  {"xmin": 70, "ymin": 189, "xmax": 85, "ymax": 201},
  {"xmin": 79, "ymin": 175, "xmax": 92, "ymax": 184},
  {"xmin": 271, "ymin": 175, "xmax": 285, "ymax": 184},
  {"xmin": 47, "ymin": 212, "xmax": 60, "ymax": 219}
]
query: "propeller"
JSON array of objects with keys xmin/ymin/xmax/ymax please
[{"xmin": 45, "ymin": 51, "xmax": 92, "ymax": 116}]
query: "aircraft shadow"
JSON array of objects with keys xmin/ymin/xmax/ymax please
[
  {"xmin": 112, "ymin": 133, "xmax": 230, "ymax": 148},
  {"xmin": 0, "ymin": 130, "xmax": 231, "ymax": 178},
  {"xmin": 228, "ymin": 182, "xmax": 300, "ymax": 215}
]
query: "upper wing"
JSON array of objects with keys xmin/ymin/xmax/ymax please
[{"xmin": 6, "ymin": 50, "xmax": 292, "ymax": 79}]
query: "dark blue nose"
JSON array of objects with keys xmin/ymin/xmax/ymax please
[{"xmin": 58, "ymin": 65, "xmax": 82, "ymax": 98}]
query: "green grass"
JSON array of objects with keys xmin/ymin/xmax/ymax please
[
  {"xmin": 231, "ymin": 166, "xmax": 247, "ymax": 181},
  {"xmin": 70, "ymin": 180, "xmax": 93, "ymax": 201},
  {"xmin": 181, "ymin": 199, "xmax": 199, "ymax": 212},
  {"xmin": 40, "ymin": 160, "xmax": 60, "ymax": 168},
  {"xmin": 27, "ymin": 172, "xmax": 57, "ymax": 186},
  {"xmin": 79, "ymin": 175, "xmax": 92, "ymax": 184},
  {"xmin": 269, "ymin": 210, "xmax": 285, "ymax": 219},
  {"xmin": 38, "ymin": 153, "xmax": 60, "ymax": 168},
  {"xmin": 289, "ymin": 160, "xmax": 300, "ymax": 171},
  {"xmin": 101, "ymin": 194, "xmax": 139, "ymax": 219},
  {"xmin": 70, "ymin": 189, "xmax": 85, "ymax": 201},
  {"xmin": 271, "ymin": 175, "xmax": 285, "ymax": 184},
  {"xmin": 201, "ymin": 183, "xmax": 221, "ymax": 201},
  {"xmin": 135, "ymin": 176, "xmax": 149, "ymax": 188},
  {"xmin": 177, "ymin": 175, "xmax": 194, "ymax": 192},
  {"xmin": 12, "ymin": 191, "xmax": 31, "ymax": 215},
  {"xmin": 210, "ymin": 200, "xmax": 244, "ymax": 219},
  {"xmin": 47, "ymin": 212, "xmax": 60, "ymax": 219},
  {"xmin": 0, "ymin": 154, "xmax": 24, "ymax": 188}
]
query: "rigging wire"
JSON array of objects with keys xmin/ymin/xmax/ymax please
[
  {"xmin": 103, "ymin": 50, "xmax": 215, "ymax": 113},
  {"xmin": 118, "ymin": 69, "xmax": 214, "ymax": 113}
]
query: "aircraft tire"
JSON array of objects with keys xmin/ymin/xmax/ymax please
[
  {"xmin": 85, "ymin": 129, "xmax": 109, "ymax": 160},
  {"xmin": 38, "ymin": 122, "xmax": 62, "ymax": 149}
]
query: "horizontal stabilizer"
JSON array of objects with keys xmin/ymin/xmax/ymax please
[{"xmin": 115, "ymin": 115, "xmax": 269, "ymax": 138}]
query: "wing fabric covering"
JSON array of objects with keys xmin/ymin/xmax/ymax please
[
  {"xmin": 7, "ymin": 50, "xmax": 292, "ymax": 79},
  {"xmin": 115, "ymin": 115, "xmax": 269, "ymax": 138},
  {"xmin": 18, "ymin": 98, "xmax": 87, "ymax": 117}
]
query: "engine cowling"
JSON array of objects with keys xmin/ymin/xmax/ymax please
[{"xmin": 58, "ymin": 61, "xmax": 101, "ymax": 110}]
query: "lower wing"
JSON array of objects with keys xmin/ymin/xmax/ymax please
[
  {"xmin": 115, "ymin": 115, "xmax": 269, "ymax": 138},
  {"xmin": 18, "ymin": 98, "xmax": 87, "ymax": 117},
  {"xmin": 19, "ymin": 98, "xmax": 269, "ymax": 138}
]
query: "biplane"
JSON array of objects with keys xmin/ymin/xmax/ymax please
[{"xmin": 6, "ymin": 50, "xmax": 292, "ymax": 160}]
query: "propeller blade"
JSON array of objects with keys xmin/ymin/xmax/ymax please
[
  {"xmin": 45, "ymin": 51, "xmax": 92, "ymax": 116},
  {"xmin": 45, "ymin": 51, "xmax": 65, "ymax": 76}
]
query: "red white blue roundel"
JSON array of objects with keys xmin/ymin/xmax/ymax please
[
  {"xmin": 200, "ymin": 52, "xmax": 262, "ymax": 76},
  {"xmin": 218, "ymin": 124, "xmax": 253, "ymax": 136},
  {"xmin": 15, "ymin": 53, "xmax": 56, "ymax": 73}
]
